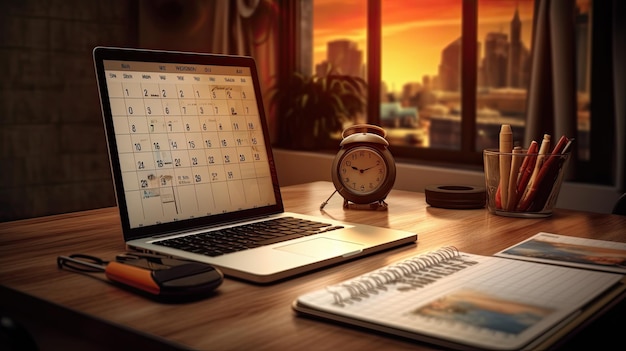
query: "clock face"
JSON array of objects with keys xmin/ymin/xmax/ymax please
[{"xmin": 338, "ymin": 147, "xmax": 387, "ymax": 195}]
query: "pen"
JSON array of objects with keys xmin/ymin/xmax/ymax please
[
  {"xmin": 548, "ymin": 135, "xmax": 569, "ymax": 155},
  {"xmin": 499, "ymin": 125, "xmax": 513, "ymax": 210},
  {"xmin": 506, "ymin": 146, "xmax": 524, "ymax": 211},
  {"xmin": 561, "ymin": 138, "xmax": 575, "ymax": 155},
  {"xmin": 528, "ymin": 136, "xmax": 570, "ymax": 211},
  {"xmin": 536, "ymin": 138, "xmax": 575, "ymax": 211},
  {"xmin": 516, "ymin": 140, "xmax": 538, "ymax": 196},
  {"xmin": 518, "ymin": 134, "xmax": 551, "ymax": 211}
]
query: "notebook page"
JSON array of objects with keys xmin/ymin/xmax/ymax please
[{"xmin": 295, "ymin": 253, "xmax": 622, "ymax": 350}]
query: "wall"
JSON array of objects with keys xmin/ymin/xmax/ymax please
[
  {"xmin": 272, "ymin": 149, "xmax": 622, "ymax": 214},
  {"xmin": 0, "ymin": 0, "xmax": 137, "ymax": 221}
]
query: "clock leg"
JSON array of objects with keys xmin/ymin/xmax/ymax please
[{"xmin": 343, "ymin": 200, "xmax": 388, "ymax": 211}]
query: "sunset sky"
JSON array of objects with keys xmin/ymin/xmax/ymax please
[{"xmin": 313, "ymin": 0, "xmax": 536, "ymax": 91}]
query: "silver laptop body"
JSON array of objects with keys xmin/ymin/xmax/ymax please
[{"xmin": 93, "ymin": 47, "xmax": 417, "ymax": 283}]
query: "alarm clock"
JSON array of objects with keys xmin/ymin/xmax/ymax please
[{"xmin": 330, "ymin": 124, "xmax": 396, "ymax": 209}]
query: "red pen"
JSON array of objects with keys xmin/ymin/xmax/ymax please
[
  {"xmin": 515, "ymin": 141, "xmax": 538, "ymax": 199},
  {"xmin": 517, "ymin": 134, "xmax": 551, "ymax": 211},
  {"xmin": 527, "ymin": 135, "xmax": 571, "ymax": 211}
]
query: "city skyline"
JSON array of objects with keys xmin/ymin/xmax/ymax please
[{"xmin": 313, "ymin": 0, "xmax": 535, "ymax": 91}]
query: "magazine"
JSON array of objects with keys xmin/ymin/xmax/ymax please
[{"xmin": 495, "ymin": 232, "xmax": 626, "ymax": 273}]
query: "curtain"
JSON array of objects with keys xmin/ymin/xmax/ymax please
[
  {"xmin": 525, "ymin": 0, "xmax": 625, "ymax": 191},
  {"xmin": 613, "ymin": 0, "xmax": 626, "ymax": 191},
  {"xmin": 207, "ymin": 0, "xmax": 279, "ymax": 139},
  {"xmin": 209, "ymin": 0, "xmax": 260, "ymax": 56},
  {"xmin": 207, "ymin": 0, "xmax": 279, "ymax": 81},
  {"xmin": 524, "ymin": 0, "xmax": 577, "ymax": 175}
]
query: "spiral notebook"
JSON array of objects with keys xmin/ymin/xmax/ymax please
[{"xmin": 293, "ymin": 247, "xmax": 626, "ymax": 350}]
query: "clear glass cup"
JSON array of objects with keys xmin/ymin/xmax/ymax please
[{"xmin": 483, "ymin": 149, "xmax": 570, "ymax": 218}]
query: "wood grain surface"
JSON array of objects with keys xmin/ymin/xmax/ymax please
[{"xmin": 1, "ymin": 181, "xmax": 625, "ymax": 350}]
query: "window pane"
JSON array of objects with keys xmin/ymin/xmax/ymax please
[
  {"xmin": 380, "ymin": 0, "xmax": 462, "ymax": 150},
  {"xmin": 313, "ymin": 0, "xmax": 367, "ymax": 79},
  {"xmin": 476, "ymin": 0, "xmax": 534, "ymax": 151},
  {"xmin": 311, "ymin": 0, "xmax": 368, "ymax": 133}
]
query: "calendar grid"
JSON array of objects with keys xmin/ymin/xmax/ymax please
[{"xmin": 104, "ymin": 63, "xmax": 275, "ymax": 228}]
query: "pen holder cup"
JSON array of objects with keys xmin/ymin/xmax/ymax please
[{"xmin": 483, "ymin": 149, "xmax": 570, "ymax": 218}]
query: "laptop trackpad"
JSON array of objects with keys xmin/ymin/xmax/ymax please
[{"xmin": 275, "ymin": 238, "xmax": 364, "ymax": 258}]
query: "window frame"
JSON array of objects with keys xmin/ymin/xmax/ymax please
[
  {"xmin": 365, "ymin": 0, "xmax": 482, "ymax": 166},
  {"xmin": 281, "ymin": 0, "xmax": 618, "ymax": 186}
]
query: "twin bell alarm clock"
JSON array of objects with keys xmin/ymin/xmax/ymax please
[{"xmin": 328, "ymin": 124, "xmax": 396, "ymax": 210}]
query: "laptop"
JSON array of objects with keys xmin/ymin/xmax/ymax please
[{"xmin": 93, "ymin": 46, "xmax": 417, "ymax": 283}]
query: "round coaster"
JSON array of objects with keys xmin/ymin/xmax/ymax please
[{"xmin": 425, "ymin": 185, "xmax": 486, "ymax": 209}]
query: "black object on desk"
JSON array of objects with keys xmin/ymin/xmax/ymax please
[
  {"xmin": 58, "ymin": 252, "xmax": 223, "ymax": 301},
  {"xmin": 425, "ymin": 185, "xmax": 486, "ymax": 209}
]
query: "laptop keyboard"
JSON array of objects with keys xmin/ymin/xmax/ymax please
[{"xmin": 153, "ymin": 217, "xmax": 344, "ymax": 257}]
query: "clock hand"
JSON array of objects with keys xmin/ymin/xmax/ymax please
[
  {"xmin": 351, "ymin": 165, "xmax": 376, "ymax": 173},
  {"xmin": 360, "ymin": 164, "xmax": 378, "ymax": 172}
]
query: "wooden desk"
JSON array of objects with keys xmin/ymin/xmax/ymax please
[{"xmin": 1, "ymin": 181, "xmax": 625, "ymax": 350}]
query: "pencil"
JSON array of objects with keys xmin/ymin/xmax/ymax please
[
  {"xmin": 518, "ymin": 134, "xmax": 551, "ymax": 211},
  {"xmin": 506, "ymin": 146, "xmax": 524, "ymax": 211},
  {"xmin": 499, "ymin": 125, "xmax": 513, "ymax": 210}
]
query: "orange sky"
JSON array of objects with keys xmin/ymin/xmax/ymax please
[{"xmin": 313, "ymin": 0, "xmax": 535, "ymax": 91}]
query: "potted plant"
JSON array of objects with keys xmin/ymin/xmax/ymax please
[{"xmin": 269, "ymin": 68, "xmax": 368, "ymax": 150}]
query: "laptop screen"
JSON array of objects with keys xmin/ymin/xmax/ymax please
[{"xmin": 94, "ymin": 48, "xmax": 283, "ymax": 236}]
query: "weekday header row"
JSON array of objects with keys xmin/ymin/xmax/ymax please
[{"xmin": 103, "ymin": 60, "xmax": 252, "ymax": 83}]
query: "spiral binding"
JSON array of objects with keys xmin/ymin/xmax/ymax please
[{"xmin": 326, "ymin": 247, "xmax": 477, "ymax": 306}]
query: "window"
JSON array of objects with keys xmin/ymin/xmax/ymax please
[
  {"xmin": 292, "ymin": 0, "xmax": 614, "ymax": 186},
  {"xmin": 313, "ymin": 0, "xmax": 538, "ymax": 165},
  {"xmin": 380, "ymin": 1, "xmax": 462, "ymax": 151}
]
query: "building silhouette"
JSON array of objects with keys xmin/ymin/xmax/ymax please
[
  {"xmin": 430, "ymin": 6, "xmax": 533, "ymax": 150},
  {"xmin": 482, "ymin": 32, "xmax": 509, "ymax": 88},
  {"xmin": 438, "ymin": 38, "xmax": 462, "ymax": 91},
  {"xmin": 315, "ymin": 39, "xmax": 364, "ymax": 79},
  {"xmin": 480, "ymin": 7, "xmax": 530, "ymax": 90},
  {"xmin": 508, "ymin": 7, "xmax": 523, "ymax": 87}
]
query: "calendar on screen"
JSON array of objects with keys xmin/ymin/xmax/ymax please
[{"xmin": 102, "ymin": 60, "xmax": 276, "ymax": 229}]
